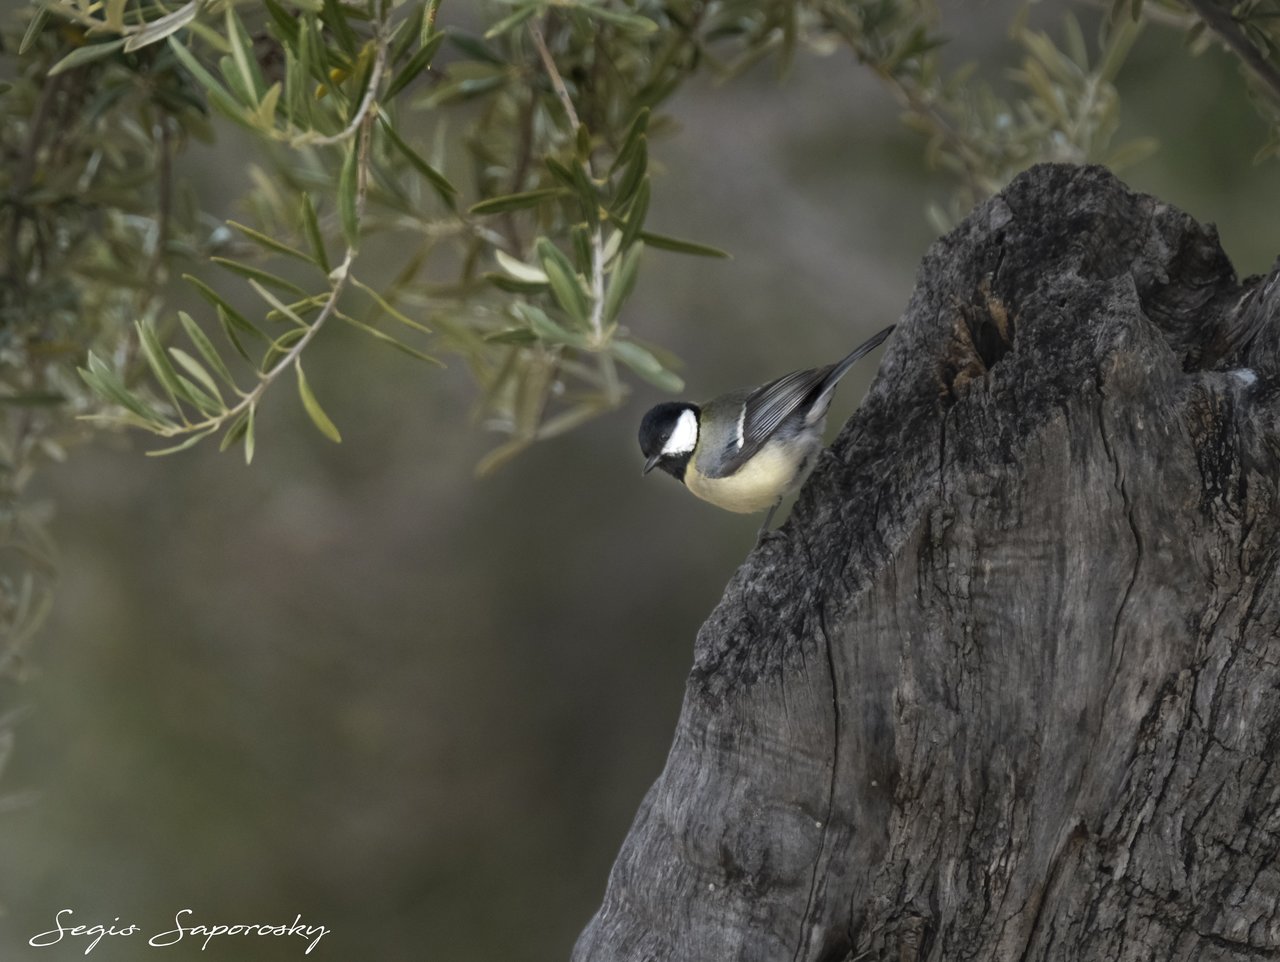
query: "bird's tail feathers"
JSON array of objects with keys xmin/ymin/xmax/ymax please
[
  {"xmin": 801, "ymin": 323, "xmax": 894, "ymax": 427},
  {"xmin": 825, "ymin": 323, "xmax": 895, "ymax": 389}
]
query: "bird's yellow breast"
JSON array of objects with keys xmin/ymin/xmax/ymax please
[{"xmin": 685, "ymin": 441, "xmax": 810, "ymax": 514}]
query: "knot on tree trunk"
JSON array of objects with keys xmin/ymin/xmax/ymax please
[{"xmin": 574, "ymin": 163, "xmax": 1280, "ymax": 962}]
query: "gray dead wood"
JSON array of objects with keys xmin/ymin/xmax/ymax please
[{"xmin": 574, "ymin": 164, "xmax": 1280, "ymax": 962}]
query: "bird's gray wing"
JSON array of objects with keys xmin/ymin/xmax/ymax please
[
  {"xmin": 701, "ymin": 365, "xmax": 834, "ymax": 478},
  {"xmin": 706, "ymin": 326, "xmax": 895, "ymax": 479},
  {"xmin": 742, "ymin": 326, "xmax": 895, "ymax": 445},
  {"xmin": 743, "ymin": 366, "xmax": 834, "ymax": 444}
]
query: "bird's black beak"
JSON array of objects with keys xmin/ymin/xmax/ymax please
[{"xmin": 642, "ymin": 453, "xmax": 662, "ymax": 475}]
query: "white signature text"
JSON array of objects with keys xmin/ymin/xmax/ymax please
[{"xmin": 30, "ymin": 908, "xmax": 331, "ymax": 955}]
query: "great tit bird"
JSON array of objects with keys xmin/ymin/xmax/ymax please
[{"xmin": 638, "ymin": 324, "xmax": 894, "ymax": 537}]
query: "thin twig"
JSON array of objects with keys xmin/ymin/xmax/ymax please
[
  {"xmin": 153, "ymin": 91, "xmax": 380, "ymax": 438},
  {"xmin": 39, "ymin": 0, "xmax": 108, "ymax": 32},
  {"xmin": 1182, "ymin": 0, "xmax": 1280, "ymax": 107},
  {"xmin": 529, "ymin": 19, "xmax": 581, "ymax": 129},
  {"xmin": 528, "ymin": 18, "xmax": 608, "ymax": 341},
  {"xmin": 293, "ymin": 27, "xmax": 390, "ymax": 148},
  {"xmin": 8, "ymin": 75, "xmax": 62, "ymax": 292},
  {"xmin": 1075, "ymin": 0, "xmax": 1196, "ymax": 30},
  {"xmin": 879, "ymin": 67, "xmax": 991, "ymax": 199},
  {"xmin": 145, "ymin": 116, "xmax": 174, "ymax": 294},
  {"xmin": 819, "ymin": 6, "xmax": 993, "ymax": 200},
  {"xmin": 587, "ymin": 223, "xmax": 605, "ymax": 339},
  {"xmin": 498, "ymin": 85, "xmax": 540, "ymax": 253},
  {"xmin": 141, "ymin": 13, "xmax": 397, "ymax": 440}
]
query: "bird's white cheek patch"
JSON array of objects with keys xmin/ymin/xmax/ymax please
[{"xmin": 663, "ymin": 408, "xmax": 698, "ymax": 455}]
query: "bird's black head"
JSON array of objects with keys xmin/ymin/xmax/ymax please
[{"xmin": 638, "ymin": 401, "xmax": 700, "ymax": 483}]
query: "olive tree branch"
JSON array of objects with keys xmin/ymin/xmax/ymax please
[
  {"xmin": 1181, "ymin": 0, "xmax": 1280, "ymax": 106},
  {"xmin": 292, "ymin": 26, "xmax": 390, "ymax": 148},
  {"xmin": 7, "ymin": 74, "xmax": 62, "ymax": 294},
  {"xmin": 529, "ymin": 18, "xmax": 581, "ymax": 128},
  {"xmin": 528, "ymin": 18, "xmax": 608, "ymax": 344},
  {"xmin": 821, "ymin": 6, "xmax": 991, "ymax": 201},
  {"xmin": 149, "ymin": 105, "xmax": 379, "ymax": 439}
]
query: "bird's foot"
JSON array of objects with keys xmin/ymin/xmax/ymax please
[{"xmin": 754, "ymin": 527, "xmax": 787, "ymax": 549}]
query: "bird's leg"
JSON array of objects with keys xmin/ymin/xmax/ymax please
[{"xmin": 754, "ymin": 499, "xmax": 783, "ymax": 546}]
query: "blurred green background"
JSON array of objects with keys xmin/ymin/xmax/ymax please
[{"xmin": 2, "ymin": 2, "xmax": 1279, "ymax": 959}]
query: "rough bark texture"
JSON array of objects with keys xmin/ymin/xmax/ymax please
[{"xmin": 573, "ymin": 164, "xmax": 1280, "ymax": 962}]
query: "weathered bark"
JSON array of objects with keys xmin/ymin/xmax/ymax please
[{"xmin": 574, "ymin": 164, "xmax": 1280, "ymax": 962}]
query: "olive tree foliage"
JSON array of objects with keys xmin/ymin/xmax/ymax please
[{"xmin": 0, "ymin": 0, "xmax": 1275, "ymax": 783}]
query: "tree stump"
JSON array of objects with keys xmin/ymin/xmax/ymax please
[{"xmin": 573, "ymin": 164, "xmax": 1280, "ymax": 962}]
